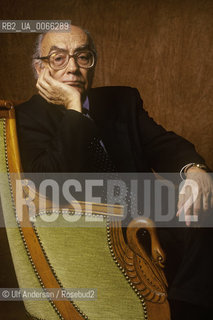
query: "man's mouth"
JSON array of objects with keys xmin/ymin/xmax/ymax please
[{"xmin": 63, "ymin": 81, "xmax": 84, "ymax": 88}]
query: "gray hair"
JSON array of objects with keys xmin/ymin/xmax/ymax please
[{"xmin": 32, "ymin": 27, "xmax": 97, "ymax": 78}]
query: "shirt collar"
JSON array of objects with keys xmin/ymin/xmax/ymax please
[{"xmin": 83, "ymin": 96, "xmax": 89, "ymax": 112}]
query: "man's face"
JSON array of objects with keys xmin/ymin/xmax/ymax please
[{"xmin": 37, "ymin": 26, "xmax": 94, "ymax": 100}]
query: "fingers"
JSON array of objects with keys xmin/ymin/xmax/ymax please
[
  {"xmin": 203, "ymin": 191, "xmax": 210, "ymax": 211},
  {"xmin": 36, "ymin": 68, "xmax": 48, "ymax": 91},
  {"xmin": 37, "ymin": 78, "xmax": 54, "ymax": 102},
  {"xmin": 177, "ymin": 172, "xmax": 213, "ymax": 227},
  {"xmin": 36, "ymin": 81, "xmax": 50, "ymax": 97},
  {"xmin": 177, "ymin": 193, "xmax": 185, "ymax": 217},
  {"xmin": 177, "ymin": 186, "xmax": 192, "ymax": 226},
  {"xmin": 42, "ymin": 68, "xmax": 55, "ymax": 86},
  {"xmin": 36, "ymin": 68, "xmax": 59, "ymax": 103},
  {"xmin": 37, "ymin": 68, "xmax": 52, "ymax": 90},
  {"xmin": 184, "ymin": 185, "xmax": 194, "ymax": 226},
  {"xmin": 177, "ymin": 186, "xmax": 200, "ymax": 226},
  {"xmin": 191, "ymin": 193, "xmax": 201, "ymax": 224}
]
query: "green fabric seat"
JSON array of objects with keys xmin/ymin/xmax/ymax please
[{"xmin": 0, "ymin": 118, "xmax": 145, "ymax": 319}]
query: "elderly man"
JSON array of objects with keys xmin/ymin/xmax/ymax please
[{"xmin": 15, "ymin": 25, "xmax": 213, "ymax": 319}]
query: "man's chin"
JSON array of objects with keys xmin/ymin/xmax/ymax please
[
  {"xmin": 67, "ymin": 83, "xmax": 83, "ymax": 90},
  {"xmin": 66, "ymin": 84, "xmax": 83, "ymax": 94},
  {"xmin": 67, "ymin": 84, "xmax": 87, "ymax": 102}
]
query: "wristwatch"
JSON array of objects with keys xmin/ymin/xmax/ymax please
[{"xmin": 180, "ymin": 163, "xmax": 208, "ymax": 180}]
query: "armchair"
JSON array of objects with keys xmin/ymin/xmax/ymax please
[{"xmin": 0, "ymin": 100, "xmax": 170, "ymax": 320}]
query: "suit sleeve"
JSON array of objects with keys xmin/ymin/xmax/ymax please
[
  {"xmin": 15, "ymin": 101, "xmax": 99, "ymax": 173},
  {"xmin": 133, "ymin": 88, "xmax": 206, "ymax": 172}
]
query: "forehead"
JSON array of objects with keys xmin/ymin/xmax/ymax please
[{"xmin": 41, "ymin": 27, "xmax": 88, "ymax": 55}]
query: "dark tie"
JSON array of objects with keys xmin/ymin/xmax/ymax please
[
  {"xmin": 88, "ymin": 136, "xmax": 117, "ymax": 172},
  {"xmin": 84, "ymin": 110, "xmax": 133, "ymax": 225},
  {"xmin": 82, "ymin": 107, "xmax": 117, "ymax": 172}
]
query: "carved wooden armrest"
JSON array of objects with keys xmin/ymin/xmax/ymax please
[
  {"xmin": 127, "ymin": 218, "xmax": 166, "ymax": 268},
  {"xmin": 108, "ymin": 216, "xmax": 170, "ymax": 319},
  {"xmin": 125, "ymin": 217, "xmax": 170, "ymax": 319}
]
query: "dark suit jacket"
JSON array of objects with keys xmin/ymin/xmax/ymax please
[
  {"xmin": 15, "ymin": 86, "xmax": 204, "ymax": 173},
  {"xmin": 14, "ymin": 87, "xmax": 213, "ymax": 310}
]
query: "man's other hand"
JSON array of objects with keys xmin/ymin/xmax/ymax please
[
  {"xmin": 177, "ymin": 167, "xmax": 213, "ymax": 226},
  {"xmin": 36, "ymin": 68, "xmax": 82, "ymax": 112}
]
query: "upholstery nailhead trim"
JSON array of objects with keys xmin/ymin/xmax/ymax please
[{"xmin": 106, "ymin": 217, "xmax": 148, "ymax": 320}]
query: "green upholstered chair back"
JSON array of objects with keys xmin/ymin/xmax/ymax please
[{"xmin": 0, "ymin": 101, "xmax": 170, "ymax": 320}]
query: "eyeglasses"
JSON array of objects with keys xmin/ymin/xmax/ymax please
[{"xmin": 35, "ymin": 50, "xmax": 95, "ymax": 70}]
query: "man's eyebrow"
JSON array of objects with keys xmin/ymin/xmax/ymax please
[
  {"xmin": 48, "ymin": 46, "xmax": 66, "ymax": 54},
  {"xmin": 74, "ymin": 44, "xmax": 91, "ymax": 52},
  {"xmin": 48, "ymin": 44, "xmax": 91, "ymax": 55}
]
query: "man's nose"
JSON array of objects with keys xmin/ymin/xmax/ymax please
[{"xmin": 66, "ymin": 56, "xmax": 79, "ymax": 73}]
